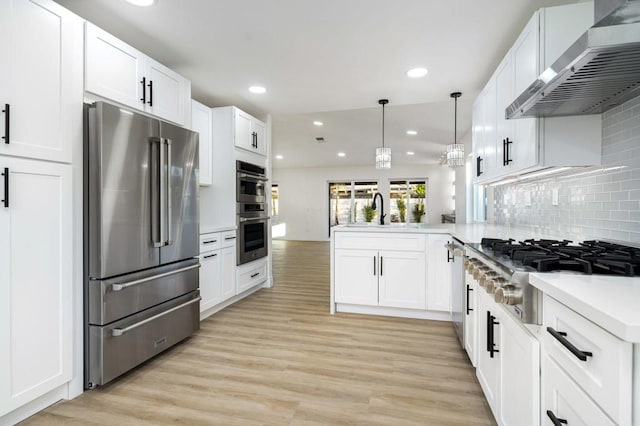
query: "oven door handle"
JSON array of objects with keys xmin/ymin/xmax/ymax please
[
  {"xmin": 237, "ymin": 172, "xmax": 267, "ymax": 182},
  {"xmin": 111, "ymin": 297, "xmax": 201, "ymax": 337},
  {"xmin": 239, "ymin": 216, "xmax": 270, "ymax": 223}
]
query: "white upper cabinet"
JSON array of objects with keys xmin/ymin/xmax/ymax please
[
  {"xmin": 0, "ymin": 0, "xmax": 82, "ymax": 163},
  {"xmin": 473, "ymin": 2, "xmax": 600, "ymax": 184},
  {"xmin": 191, "ymin": 100, "xmax": 212, "ymax": 186},
  {"xmin": 85, "ymin": 23, "xmax": 191, "ymax": 126},
  {"xmin": 234, "ymin": 108, "xmax": 267, "ymax": 156}
]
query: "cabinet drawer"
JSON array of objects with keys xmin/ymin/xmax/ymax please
[
  {"xmin": 542, "ymin": 354, "xmax": 615, "ymax": 426},
  {"xmin": 334, "ymin": 232, "xmax": 426, "ymax": 251},
  {"xmin": 542, "ymin": 295, "xmax": 632, "ymax": 424},
  {"xmin": 237, "ymin": 258, "xmax": 267, "ymax": 293},
  {"xmin": 220, "ymin": 230, "xmax": 237, "ymax": 248},
  {"xmin": 200, "ymin": 233, "xmax": 220, "ymax": 252}
]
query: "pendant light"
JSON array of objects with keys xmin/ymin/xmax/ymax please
[
  {"xmin": 446, "ymin": 92, "xmax": 464, "ymax": 168},
  {"xmin": 375, "ymin": 99, "xmax": 391, "ymax": 169}
]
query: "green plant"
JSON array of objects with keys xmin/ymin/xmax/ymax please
[
  {"xmin": 396, "ymin": 198, "xmax": 406, "ymax": 223},
  {"xmin": 363, "ymin": 202, "xmax": 376, "ymax": 223},
  {"xmin": 411, "ymin": 184, "xmax": 426, "ymax": 223},
  {"xmin": 412, "ymin": 203, "xmax": 425, "ymax": 223}
]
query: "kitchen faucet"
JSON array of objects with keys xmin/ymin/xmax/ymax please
[{"xmin": 371, "ymin": 192, "xmax": 386, "ymax": 225}]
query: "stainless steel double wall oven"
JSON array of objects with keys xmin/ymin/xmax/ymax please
[{"xmin": 236, "ymin": 160, "xmax": 269, "ymax": 265}]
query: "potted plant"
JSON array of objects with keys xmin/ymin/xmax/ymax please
[
  {"xmin": 396, "ymin": 198, "xmax": 406, "ymax": 223},
  {"xmin": 363, "ymin": 202, "xmax": 376, "ymax": 223},
  {"xmin": 412, "ymin": 184, "xmax": 426, "ymax": 223}
]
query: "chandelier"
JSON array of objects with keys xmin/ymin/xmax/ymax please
[
  {"xmin": 446, "ymin": 92, "xmax": 464, "ymax": 168},
  {"xmin": 375, "ymin": 99, "xmax": 391, "ymax": 169}
]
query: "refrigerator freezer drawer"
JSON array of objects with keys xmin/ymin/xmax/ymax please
[
  {"xmin": 87, "ymin": 291, "xmax": 200, "ymax": 388},
  {"xmin": 88, "ymin": 258, "xmax": 199, "ymax": 325}
]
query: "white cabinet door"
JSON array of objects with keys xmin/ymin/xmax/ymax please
[
  {"xmin": 426, "ymin": 234, "xmax": 452, "ymax": 312},
  {"xmin": 199, "ymin": 250, "xmax": 220, "ymax": 313},
  {"xmin": 334, "ymin": 249, "xmax": 378, "ymax": 306},
  {"xmin": 471, "ymin": 97, "xmax": 484, "ymax": 182},
  {"xmin": 191, "ymin": 100, "xmax": 212, "ymax": 186},
  {"xmin": 0, "ymin": 157, "xmax": 72, "ymax": 415},
  {"xmin": 378, "ymin": 250, "xmax": 426, "ymax": 310},
  {"xmin": 464, "ymin": 272, "xmax": 478, "ymax": 366},
  {"xmin": 234, "ymin": 109, "xmax": 252, "ymax": 152},
  {"xmin": 219, "ymin": 245, "xmax": 237, "ymax": 302},
  {"xmin": 85, "ymin": 22, "xmax": 146, "ymax": 111},
  {"xmin": 511, "ymin": 12, "xmax": 539, "ymax": 172},
  {"xmin": 481, "ymin": 79, "xmax": 497, "ymax": 181},
  {"xmin": 495, "ymin": 55, "xmax": 514, "ymax": 173},
  {"xmin": 0, "ymin": 0, "xmax": 81, "ymax": 163},
  {"xmin": 146, "ymin": 58, "xmax": 189, "ymax": 126},
  {"xmin": 476, "ymin": 289, "xmax": 501, "ymax": 419},
  {"xmin": 498, "ymin": 310, "xmax": 540, "ymax": 426},
  {"xmin": 251, "ymin": 118, "xmax": 267, "ymax": 156}
]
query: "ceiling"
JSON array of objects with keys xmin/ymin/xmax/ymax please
[{"xmin": 55, "ymin": 0, "xmax": 580, "ymax": 168}]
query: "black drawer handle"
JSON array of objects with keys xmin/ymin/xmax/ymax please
[
  {"xmin": 202, "ymin": 240, "xmax": 217, "ymax": 244},
  {"xmin": 250, "ymin": 272, "xmax": 260, "ymax": 278},
  {"xmin": 1, "ymin": 167, "xmax": 8, "ymax": 208},
  {"xmin": 225, "ymin": 236, "xmax": 236, "ymax": 240},
  {"xmin": 546, "ymin": 327, "xmax": 593, "ymax": 362},
  {"xmin": 487, "ymin": 311, "xmax": 499, "ymax": 358},
  {"xmin": 546, "ymin": 410, "xmax": 567, "ymax": 425},
  {"xmin": 203, "ymin": 253, "xmax": 218, "ymax": 259},
  {"xmin": 2, "ymin": 104, "xmax": 9, "ymax": 144}
]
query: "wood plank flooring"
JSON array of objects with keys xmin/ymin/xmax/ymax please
[{"xmin": 23, "ymin": 240, "xmax": 496, "ymax": 425}]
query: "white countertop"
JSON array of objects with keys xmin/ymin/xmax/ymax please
[
  {"xmin": 200, "ymin": 225, "xmax": 236, "ymax": 234},
  {"xmin": 530, "ymin": 273, "xmax": 640, "ymax": 343}
]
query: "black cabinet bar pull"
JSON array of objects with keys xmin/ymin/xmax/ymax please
[
  {"xmin": 546, "ymin": 410, "xmax": 568, "ymax": 425},
  {"xmin": 476, "ymin": 156, "xmax": 483, "ymax": 177},
  {"xmin": 1, "ymin": 167, "xmax": 8, "ymax": 208},
  {"xmin": 546, "ymin": 327, "xmax": 593, "ymax": 362},
  {"xmin": 486, "ymin": 311, "xmax": 491, "ymax": 353},
  {"xmin": 147, "ymin": 80, "xmax": 153, "ymax": 106},
  {"xmin": 380, "ymin": 256, "xmax": 383, "ymax": 276},
  {"xmin": 466, "ymin": 285, "xmax": 473, "ymax": 315},
  {"xmin": 505, "ymin": 138, "xmax": 513, "ymax": 165},
  {"xmin": 373, "ymin": 256, "xmax": 376, "ymax": 276},
  {"xmin": 202, "ymin": 239, "xmax": 217, "ymax": 244},
  {"xmin": 224, "ymin": 236, "xmax": 236, "ymax": 240},
  {"xmin": 2, "ymin": 104, "xmax": 9, "ymax": 144},
  {"xmin": 488, "ymin": 312, "xmax": 499, "ymax": 358},
  {"xmin": 502, "ymin": 139, "xmax": 506, "ymax": 166},
  {"xmin": 203, "ymin": 253, "xmax": 218, "ymax": 259},
  {"xmin": 140, "ymin": 77, "xmax": 146, "ymax": 104},
  {"xmin": 250, "ymin": 272, "xmax": 260, "ymax": 278},
  {"xmin": 447, "ymin": 243, "xmax": 453, "ymax": 263}
]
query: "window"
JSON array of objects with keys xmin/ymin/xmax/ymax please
[
  {"xmin": 271, "ymin": 184, "xmax": 279, "ymax": 217},
  {"xmin": 328, "ymin": 181, "xmax": 379, "ymax": 235},
  {"xmin": 389, "ymin": 179, "xmax": 427, "ymax": 223}
]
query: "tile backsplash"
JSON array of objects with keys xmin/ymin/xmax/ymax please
[{"xmin": 493, "ymin": 96, "xmax": 640, "ymax": 244}]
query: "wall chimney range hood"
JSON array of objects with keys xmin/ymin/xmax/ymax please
[{"xmin": 506, "ymin": 0, "xmax": 640, "ymax": 119}]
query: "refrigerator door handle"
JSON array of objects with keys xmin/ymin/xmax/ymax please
[
  {"xmin": 165, "ymin": 138, "xmax": 173, "ymax": 246},
  {"xmin": 111, "ymin": 264, "xmax": 201, "ymax": 291},
  {"xmin": 112, "ymin": 296, "xmax": 201, "ymax": 336},
  {"xmin": 150, "ymin": 137, "xmax": 164, "ymax": 248}
]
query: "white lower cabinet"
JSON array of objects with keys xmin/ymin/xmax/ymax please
[
  {"xmin": 542, "ymin": 354, "xmax": 615, "ymax": 426},
  {"xmin": 0, "ymin": 157, "xmax": 72, "ymax": 416},
  {"xmin": 334, "ymin": 248, "xmax": 379, "ymax": 306},
  {"xmin": 378, "ymin": 250, "xmax": 426, "ymax": 310},
  {"xmin": 198, "ymin": 230, "xmax": 237, "ymax": 319},
  {"xmin": 237, "ymin": 257, "xmax": 268, "ymax": 294},
  {"xmin": 476, "ymin": 284, "xmax": 539, "ymax": 426},
  {"xmin": 426, "ymin": 234, "xmax": 453, "ymax": 312}
]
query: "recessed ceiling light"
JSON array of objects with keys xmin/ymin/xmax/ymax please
[
  {"xmin": 248, "ymin": 86, "xmax": 266, "ymax": 94},
  {"xmin": 407, "ymin": 151, "xmax": 415, "ymax": 156},
  {"xmin": 313, "ymin": 121, "xmax": 323, "ymax": 126},
  {"xmin": 406, "ymin": 130, "xmax": 417, "ymax": 135},
  {"xmin": 125, "ymin": 0, "xmax": 155, "ymax": 6},
  {"xmin": 275, "ymin": 155, "xmax": 283, "ymax": 160},
  {"xmin": 406, "ymin": 67, "xmax": 428, "ymax": 78},
  {"xmin": 337, "ymin": 152, "xmax": 346, "ymax": 157}
]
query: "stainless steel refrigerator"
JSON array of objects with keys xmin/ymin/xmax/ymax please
[{"xmin": 84, "ymin": 101, "xmax": 200, "ymax": 389}]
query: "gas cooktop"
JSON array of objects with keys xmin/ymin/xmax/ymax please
[{"xmin": 469, "ymin": 238, "xmax": 640, "ymax": 277}]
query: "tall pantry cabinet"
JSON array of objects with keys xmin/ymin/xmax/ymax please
[{"xmin": 0, "ymin": 0, "xmax": 82, "ymax": 419}]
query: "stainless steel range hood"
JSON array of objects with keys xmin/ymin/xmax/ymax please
[{"xmin": 506, "ymin": 0, "xmax": 640, "ymax": 119}]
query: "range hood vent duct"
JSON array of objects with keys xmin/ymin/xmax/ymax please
[{"xmin": 507, "ymin": 0, "xmax": 640, "ymax": 119}]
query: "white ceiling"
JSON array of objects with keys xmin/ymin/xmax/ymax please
[{"xmin": 55, "ymin": 0, "xmax": 580, "ymax": 168}]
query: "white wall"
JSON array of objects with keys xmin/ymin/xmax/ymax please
[{"xmin": 272, "ymin": 163, "xmax": 455, "ymax": 241}]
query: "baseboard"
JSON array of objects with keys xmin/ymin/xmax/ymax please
[
  {"xmin": 200, "ymin": 283, "xmax": 264, "ymax": 321},
  {"xmin": 335, "ymin": 303, "xmax": 452, "ymax": 321},
  {"xmin": 0, "ymin": 384, "xmax": 68, "ymax": 425}
]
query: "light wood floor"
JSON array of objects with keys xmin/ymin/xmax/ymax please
[{"xmin": 24, "ymin": 240, "xmax": 496, "ymax": 425}]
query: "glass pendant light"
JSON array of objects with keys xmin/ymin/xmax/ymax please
[
  {"xmin": 375, "ymin": 99, "xmax": 391, "ymax": 169},
  {"xmin": 446, "ymin": 92, "xmax": 464, "ymax": 168}
]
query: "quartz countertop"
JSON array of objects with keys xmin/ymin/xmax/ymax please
[{"xmin": 529, "ymin": 273, "xmax": 640, "ymax": 343}]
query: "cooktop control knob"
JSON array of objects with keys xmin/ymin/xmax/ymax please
[
  {"xmin": 465, "ymin": 258, "xmax": 479, "ymax": 273},
  {"xmin": 479, "ymin": 272, "xmax": 499, "ymax": 288},
  {"xmin": 473, "ymin": 266, "xmax": 490, "ymax": 280},
  {"xmin": 486, "ymin": 277, "xmax": 507, "ymax": 294},
  {"xmin": 494, "ymin": 284, "xmax": 523, "ymax": 305}
]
